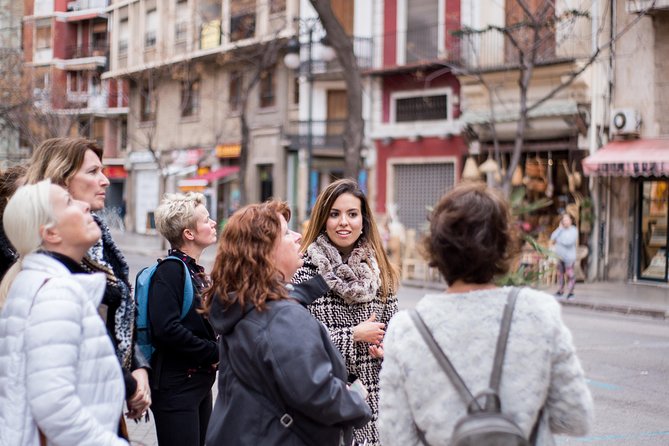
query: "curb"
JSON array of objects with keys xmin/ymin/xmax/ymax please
[
  {"xmin": 401, "ymin": 280, "xmax": 669, "ymax": 321},
  {"xmin": 557, "ymin": 299, "xmax": 668, "ymax": 320}
]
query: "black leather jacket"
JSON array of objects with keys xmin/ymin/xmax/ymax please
[{"xmin": 206, "ymin": 276, "xmax": 372, "ymax": 446}]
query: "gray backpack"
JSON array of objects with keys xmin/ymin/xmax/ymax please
[{"xmin": 409, "ymin": 287, "xmax": 541, "ymax": 446}]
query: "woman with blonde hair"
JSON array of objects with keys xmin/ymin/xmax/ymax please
[
  {"xmin": 293, "ymin": 178, "xmax": 399, "ymax": 445},
  {"xmin": 0, "ymin": 180, "xmax": 127, "ymax": 445},
  {"xmin": 204, "ymin": 201, "xmax": 371, "ymax": 445},
  {"xmin": 149, "ymin": 192, "xmax": 218, "ymax": 446},
  {"xmin": 24, "ymin": 137, "xmax": 150, "ymax": 424}
]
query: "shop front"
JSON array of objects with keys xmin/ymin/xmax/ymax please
[{"xmin": 583, "ymin": 138, "xmax": 669, "ymax": 282}]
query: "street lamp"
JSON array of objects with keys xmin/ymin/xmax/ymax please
[{"xmin": 283, "ymin": 26, "xmax": 335, "ymax": 218}]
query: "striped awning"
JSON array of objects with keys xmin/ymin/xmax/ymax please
[{"xmin": 582, "ymin": 139, "xmax": 669, "ymax": 177}]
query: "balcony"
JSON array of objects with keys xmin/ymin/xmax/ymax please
[
  {"xmin": 66, "ymin": 43, "xmax": 108, "ymax": 59},
  {"xmin": 285, "ymin": 120, "xmax": 346, "ymax": 155},
  {"xmin": 299, "ymin": 37, "xmax": 373, "ymax": 77},
  {"xmin": 66, "ymin": 0, "xmax": 109, "ymax": 11},
  {"xmin": 627, "ymin": 0, "xmax": 669, "ymax": 13}
]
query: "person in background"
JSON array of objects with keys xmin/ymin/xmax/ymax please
[
  {"xmin": 551, "ymin": 212, "xmax": 579, "ymax": 299},
  {"xmin": 24, "ymin": 137, "xmax": 151, "ymax": 425},
  {"xmin": 204, "ymin": 201, "xmax": 371, "ymax": 446},
  {"xmin": 0, "ymin": 180, "xmax": 128, "ymax": 446},
  {"xmin": 293, "ymin": 178, "xmax": 399, "ymax": 446},
  {"xmin": 150, "ymin": 192, "xmax": 218, "ymax": 446},
  {"xmin": 378, "ymin": 182, "xmax": 593, "ymax": 445},
  {"xmin": 0, "ymin": 165, "xmax": 27, "ymax": 281}
]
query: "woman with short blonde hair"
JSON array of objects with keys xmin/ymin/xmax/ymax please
[{"xmin": 0, "ymin": 180, "xmax": 127, "ymax": 445}]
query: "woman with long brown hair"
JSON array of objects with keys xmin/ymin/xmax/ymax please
[
  {"xmin": 203, "ymin": 201, "xmax": 371, "ymax": 446},
  {"xmin": 293, "ymin": 178, "xmax": 399, "ymax": 446}
]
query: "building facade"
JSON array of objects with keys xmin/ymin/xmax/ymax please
[
  {"xmin": 21, "ymin": 0, "xmax": 129, "ymax": 214},
  {"xmin": 583, "ymin": 1, "xmax": 669, "ymax": 283},
  {"xmin": 104, "ymin": 0, "xmax": 300, "ymax": 233}
]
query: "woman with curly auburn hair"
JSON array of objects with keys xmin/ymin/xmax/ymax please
[
  {"xmin": 293, "ymin": 178, "xmax": 399, "ymax": 446},
  {"xmin": 378, "ymin": 182, "xmax": 593, "ymax": 446},
  {"xmin": 203, "ymin": 201, "xmax": 371, "ymax": 446}
]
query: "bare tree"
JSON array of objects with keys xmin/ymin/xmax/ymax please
[
  {"xmin": 453, "ymin": 0, "xmax": 656, "ymax": 195},
  {"xmin": 307, "ymin": 0, "xmax": 363, "ymax": 179}
]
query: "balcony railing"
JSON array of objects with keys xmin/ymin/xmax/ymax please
[
  {"xmin": 376, "ymin": 16, "xmax": 591, "ymax": 72},
  {"xmin": 66, "ymin": 44, "xmax": 108, "ymax": 59},
  {"xmin": 66, "ymin": 0, "xmax": 108, "ymax": 11},
  {"xmin": 302, "ymin": 37, "xmax": 373, "ymax": 75},
  {"xmin": 285, "ymin": 120, "xmax": 346, "ymax": 151}
]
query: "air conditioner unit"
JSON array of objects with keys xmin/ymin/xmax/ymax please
[
  {"xmin": 66, "ymin": 1, "xmax": 79, "ymax": 11},
  {"xmin": 610, "ymin": 108, "xmax": 641, "ymax": 136}
]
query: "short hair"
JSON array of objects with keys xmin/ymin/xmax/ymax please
[
  {"xmin": 0, "ymin": 180, "xmax": 54, "ymax": 306},
  {"xmin": 204, "ymin": 201, "xmax": 292, "ymax": 313},
  {"xmin": 24, "ymin": 138, "xmax": 103, "ymax": 187},
  {"xmin": 154, "ymin": 192, "xmax": 206, "ymax": 248},
  {"xmin": 301, "ymin": 178, "xmax": 399, "ymax": 298},
  {"xmin": 424, "ymin": 182, "xmax": 520, "ymax": 285}
]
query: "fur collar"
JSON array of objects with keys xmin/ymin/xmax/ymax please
[{"xmin": 306, "ymin": 234, "xmax": 380, "ymax": 304}]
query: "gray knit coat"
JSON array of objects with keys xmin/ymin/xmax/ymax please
[{"xmin": 378, "ymin": 287, "xmax": 594, "ymax": 446}]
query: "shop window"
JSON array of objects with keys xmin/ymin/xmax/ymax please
[
  {"xmin": 395, "ymin": 94, "xmax": 448, "ymax": 122},
  {"xmin": 259, "ymin": 66, "xmax": 276, "ymax": 108},
  {"xmin": 258, "ymin": 164, "xmax": 273, "ymax": 202},
  {"xmin": 639, "ymin": 180, "xmax": 669, "ymax": 281},
  {"xmin": 180, "ymin": 78, "xmax": 200, "ymax": 117}
]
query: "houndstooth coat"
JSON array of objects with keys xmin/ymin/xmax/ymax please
[{"xmin": 293, "ymin": 238, "xmax": 398, "ymax": 446}]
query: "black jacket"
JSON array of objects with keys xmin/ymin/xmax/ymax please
[
  {"xmin": 206, "ymin": 276, "xmax": 372, "ymax": 446},
  {"xmin": 148, "ymin": 250, "xmax": 218, "ymax": 379}
]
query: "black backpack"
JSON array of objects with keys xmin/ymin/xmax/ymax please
[{"xmin": 409, "ymin": 287, "xmax": 541, "ymax": 446}]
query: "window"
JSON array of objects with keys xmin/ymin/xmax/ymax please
[
  {"xmin": 230, "ymin": 0, "xmax": 255, "ymax": 41},
  {"xmin": 145, "ymin": 9, "xmax": 157, "ymax": 48},
  {"xmin": 180, "ymin": 79, "xmax": 200, "ymax": 117},
  {"xmin": 293, "ymin": 75, "xmax": 299, "ymax": 105},
  {"xmin": 270, "ymin": 0, "xmax": 286, "ymax": 14},
  {"xmin": 406, "ymin": 0, "xmax": 438, "ymax": 63},
  {"xmin": 119, "ymin": 118, "xmax": 128, "ymax": 149},
  {"xmin": 258, "ymin": 164, "xmax": 273, "ymax": 202},
  {"xmin": 140, "ymin": 83, "xmax": 156, "ymax": 122},
  {"xmin": 175, "ymin": 0, "xmax": 188, "ymax": 43},
  {"xmin": 504, "ymin": 0, "xmax": 555, "ymax": 64},
  {"xmin": 259, "ymin": 66, "xmax": 275, "ymax": 108},
  {"xmin": 119, "ymin": 18, "xmax": 129, "ymax": 56},
  {"xmin": 229, "ymin": 71, "xmax": 242, "ymax": 111},
  {"xmin": 35, "ymin": 24, "xmax": 51, "ymax": 49},
  {"xmin": 395, "ymin": 94, "xmax": 448, "ymax": 122}
]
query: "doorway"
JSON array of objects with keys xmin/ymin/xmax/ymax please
[{"xmin": 639, "ymin": 180, "xmax": 669, "ymax": 281}]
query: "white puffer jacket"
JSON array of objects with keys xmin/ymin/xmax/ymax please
[{"xmin": 0, "ymin": 253, "xmax": 127, "ymax": 446}]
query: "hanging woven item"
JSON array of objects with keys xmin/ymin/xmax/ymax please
[
  {"xmin": 462, "ymin": 157, "xmax": 481, "ymax": 181},
  {"xmin": 478, "ymin": 157, "xmax": 499, "ymax": 175},
  {"xmin": 511, "ymin": 165, "xmax": 524, "ymax": 186}
]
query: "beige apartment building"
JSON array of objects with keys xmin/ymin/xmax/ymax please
[{"xmin": 103, "ymin": 0, "xmax": 300, "ymax": 233}]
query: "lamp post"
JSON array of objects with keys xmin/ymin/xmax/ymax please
[{"xmin": 283, "ymin": 24, "xmax": 335, "ymax": 219}]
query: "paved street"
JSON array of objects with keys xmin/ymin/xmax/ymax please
[{"xmin": 123, "ymin": 249, "xmax": 669, "ymax": 446}]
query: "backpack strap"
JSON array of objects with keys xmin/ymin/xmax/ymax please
[
  {"xmin": 162, "ymin": 256, "xmax": 194, "ymax": 319},
  {"xmin": 409, "ymin": 309, "xmax": 480, "ymax": 411},
  {"xmin": 487, "ymin": 287, "xmax": 521, "ymax": 408}
]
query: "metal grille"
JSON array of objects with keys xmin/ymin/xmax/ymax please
[
  {"xmin": 396, "ymin": 95, "xmax": 448, "ymax": 122},
  {"xmin": 393, "ymin": 162, "xmax": 455, "ymax": 231}
]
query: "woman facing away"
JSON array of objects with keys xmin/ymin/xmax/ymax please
[
  {"xmin": 551, "ymin": 212, "xmax": 579, "ymax": 299},
  {"xmin": 24, "ymin": 137, "xmax": 150, "ymax": 423},
  {"xmin": 149, "ymin": 192, "xmax": 219, "ymax": 446},
  {"xmin": 203, "ymin": 201, "xmax": 372, "ymax": 446},
  {"xmin": 293, "ymin": 178, "xmax": 399, "ymax": 446},
  {"xmin": 0, "ymin": 180, "xmax": 128, "ymax": 446},
  {"xmin": 378, "ymin": 182, "xmax": 594, "ymax": 446}
]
